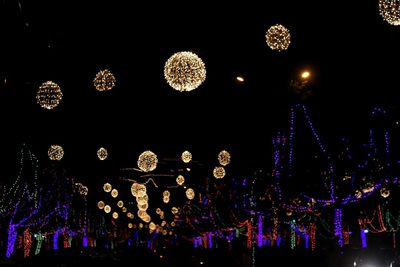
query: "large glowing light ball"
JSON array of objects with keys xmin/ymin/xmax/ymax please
[
  {"xmin": 185, "ymin": 188, "xmax": 195, "ymax": 200},
  {"xmin": 36, "ymin": 81, "xmax": 63, "ymax": 109},
  {"xmin": 164, "ymin": 51, "xmax": 206, "ymax": 92},
  {"xmin": 213, "ymin": 166, "xmax": 226, "ymax": 179},
  {"xmin": 103, "ymin": 183, "xmax": 112, "ymax": 193},
  {"xmin": 93, "ymin": 69, "xmax": 116, "ymax": 91},
  {"xmin": 48, "ymin": 145, "xmax": 64, "ymax": 161},
  {"xmin": 181, "ymin": 150, "xmax": 192, "ymax": 163},
  {"xmin": 379, "ymin": 0, "xmax": 400, "ymax": 25},
  {"xmin": 137, "ymin": 150, "xmax": 158, "ymax": 172},
  {"xmin": 218, "ymin": 150, "xmax": 231, "ymax": 166},
  {"xmin": 97, "ymin": 147, "xmax": 108, "ymax": 160},
  {"xmin": 265, "ymin": 24, "xmax": 291, "ymax": 51},
  {"xmin": 176, "ymin": 175, "xmax": 185, "ymax": 186}
]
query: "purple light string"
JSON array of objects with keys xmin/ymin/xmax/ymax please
[
  {"xmin": 257, "ymin": 214, "xmax": 263, "ymax": 248},
  {"xmin": 360, "ymin": 229, "xmax": 367, "ymax": 249},
  {"xmin": 334, "ymin": 208, "xmax": 343, "ymax": 248}
]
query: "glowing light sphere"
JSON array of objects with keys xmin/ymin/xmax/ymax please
[
  {"xmin": 97, "ymin": 201, "xmax": 105, "ymax": 209},
  {"xmin": 112, "ymin": 212, "xmax": 119, "ymax": 219},
  {"xmin": 128, "ymin": 223, "xmax": 133, "ymax": 229},
  {"xmin": 149, "ymin": 222, "xmax": 156, "ymax": 231},
  {"xmin": 161, "ymin": 221, "xmax": 167, "ymax": 227},
  {"xmin": 122, "ymin": 207, "xmax": 127, "ymax": 213},
  {"xmin": 97, "ymin": 147, "xmax": 108, "ymax": 160},
  {"xmin": 355, "ymin": 190, "xmax": 362, "ymax": 199},
  {"xmin": 171, "ymin": 207, "xmax": 178, "ymax": 214},
  {"xmin": 139, "ymin": 223, "xmax": 143, "ymax": 229},
  {"xmin": 379, "ymin": 0, "xmax": 400, "ymax": 25},
  {"xmin": 171, "ymin": 222, "xmax": 176, "ymax": 227},
  {"xmin": 185, "ymin": 188, "xmax": 195, "ymax": 200},
  {"xmin": 218, "ymin": 150, "xmax": 231, "ymax": 166},
  {"xmin": 265, "ymin": 24, "xmax": 291, "ymax": 51},
  {"xmin": 127, "ymin": 212, "xmax": 134, "ymax": 219},
  {"xmin": 36, "ymin": 81, "xmax": 63, "ymax": 109},
  {"xmin": 142, "ymin": 215, "xmax": 151, "ymax": 223},
  {"xmin": 176, "ymin": 175, "xmax": 185, "ymax": 186},
  {"xmin": 163, "ymin": 190, "xmax": 170, "ymax": 198},
  {"xmin": 137, "ymin": 150, "xmax": 158, "ymax": 172},
  {"xmin": 156, "ymin": 208, "xmax": 162, "ymax": 214},
  {"xmin": 137, "ymin": 202, "xmax": 149, "ymax": 211},
  {"xmin": 213, "ymin": 166, "xmax": 226, "ymax": 179},
  {"xmin": 380, "ymin": 187, "xmax": 390, "ymax": 198},
  {"xmin": 181, "ymin": 150, "xmax": 192, "ymax": 163},
  {"xmin": 164, "ymin": 51, "xmax": 206, "ymax": 92},
  {"xmin": 80, "ymin": 185, "xmax": 88, "ymax": 196},
  {"xmin": 131, "ymin": 183, "xmax": 147, "ymax": 197},
  {"xmin": 137, "ymin": 210, "xmax": 147, "ymax": 218},
  {"xmin": 93, "ymin": 69, "xmax": 116, "ymax": 91},
  {"xmin": 117, "ymin": 201, "xmax": 124, "ymax": 208},
  {"xmin": 111, "ymin": 189, "xmax": 118, "ymax": 198},
  {"xmin": 103, "ymin": 183, "xmax": 112, "ymax": 193},
  {"xmin": 48, "ymin": 145, "xmax": 64, "ymax": 161},
  {"xmin": 163, "ymin": 196, "xmax": 170, "ymax": 203},
  {"xmin": 136, "ymin": 194, "xmax": 149, "ymax": 205},
  {"xmin": 104, "ymin": 205, "xmax": 111, "ymax": 213}
]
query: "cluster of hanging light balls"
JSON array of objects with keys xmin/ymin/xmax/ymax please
[
  {"xmin": 137, "ymin": 150, "xmax": 158, "ymax": 172},
  {"xmin": 265, "ymin": 24, "xmax": 291, "ymax": 51},
  {"xmin": 379, "ymin": 0, "xmax": 400, "ymax": 25},
  {"xmin": 48, "ymin": 145, "xmax": 64, "ymax": 161},
  {"xmin": 36, "ymin": 81, "xmax": 63, "ymax": 110},
  {"xmin": 93, "ymin": 69, "xmax": 116, "ymax": 91}
]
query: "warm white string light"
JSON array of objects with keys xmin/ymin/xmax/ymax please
[{"xmin": 379, "ymin": 0, "xmax": 400, "ymax": 25}]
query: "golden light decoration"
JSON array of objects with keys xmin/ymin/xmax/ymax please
[
  {"xmin": 181, "ymin": 151, "xmax": 192, "ymax": 163},
  {"xmin": 131, "ymin": 183, "xmax": 147, "ymax": 197},
  {"xmin": 104, "ymin": 205, "xmax": 111, "ymax": 213},
  {"xmin": 265, "ymin": 24, "xmax": 291, "ymax": 51},
  {"xmin": 213, "ymin": 166, "xmax": 226, "ymax": 179},
  {"xmin": 93, "ymin": 69, "xmax": 116, "ymax": 91},
  {"xmin": 163, "ymin": 190, "xmax": 170, "ymax": 198},
  {"xmin": 163, "ymin": 196, "xmax": 170, "ymax": 204},
  {"xmin": 97, "ymin": 201, "xmax": 105, "ymax": 209},
  {"xmin": 156, "ymin": 208, "xmax": 162, "ymax": 214},
  {"xmin": 142, "ymin": 215, "xmax": 151, "ymax": 223},
  {"xmin": 218, "ymin": 150, "xmax": 231, "ymax": 166},
  {"xmin": 112, "ymin": 212, "xmax": 119, "ymax": 219},
  {"xmin": 122, "ymin": 207, "xmax": 127, "ymax": 213},
  {"xmin": 137, "ymin": 203, "xmax": 149, "ymax": 211},
  {"xmin": 137, "ymin": 210, "xmax": 147, "ymax": 218},
  {"xmin": 111, "ymin": 189, "xmax": 118, "ymax": 198},
  {"xmin": 164, "ymin": 51, "xmax": 206, "ymax": 92},
  {"xmin": 176, "ymin": 175, "xmax": 185, "ymax": 186},
  {"xmin": 162, "ymin": 230, "xmax": 167, "ymax": 235},
  {"xmin": 139, "ymin": 223, "xmax": 143, "ymax": 229},
  {"xmin": 171, "ymin": 207, "xmax": 179, "ymax": 214},
  {"xmin": 380, "ymin": 187, "xmax": 390, "ymax": 198},
  {"xmin": 117, "ymin": 201, "xmax": 124, "ymax": 208},
  {"xmin": 137, "ymin": 150, "xmax": 158, "ymax": 172},
  {"xmin": 128, "ymin": 223, "xmax": 133, "ymax": 229},
  {"xmin": 185, "ymin": 188, "xmax": 195, "ymax": 200},
  {"xmin": 48, "ymin": 145, "xmax": 64, "ymax": 161},
  {"xmin": 379, "ymin": 0, "xmax": 400, "ymax": 25},
  {"xmin": 80, "ymin": 185, "xmax": 88, "ymax": 196},
  {"xmin": 127, "ymin": 212, "xmax": 134, "ymax": 219},
  {"xmin": 355, "ymin": 190, "xmax": 362, "ymax": 199},
  {"xmin": 171, "ymin": 222, "xmax": 176, "ymax": 227},
  {"xmin": 97, "ymin": 147, "xmax": 108, "ymax": 160},
  {"xmin": 36, "ymin": 81, "xmax": 63, "ymax": 110},
  {"xmin": 136, "ymin": 194, "xmax": 149, "ymax": 205},
  {"xmin": 103, "ymin": 183, "xmax": 112, "ymax": 193},
  {"xmin": 149, "ymin": 222, "xmax": 156, "ymax": 231}
]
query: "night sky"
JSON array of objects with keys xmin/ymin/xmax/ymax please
[{"xmin": 1, "ymin": 0, "xmax": 400, "ymax": 182}]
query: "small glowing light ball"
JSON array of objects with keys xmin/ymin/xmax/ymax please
[
  {"xmin": 111, "ymin": 189, "xmax": 118, "ymax": 198},
  {"xmin": 36, "ymin": 81, "xmax": 63, "ymax": 109},
  {"xmin": 163, "ymin": 190, "xmax": 170, "ymax": 198},
  {"xmin": 218, "ymin": 150, "xmax": 231, "ymax": 166},
  {"xmin": 213, "ymin": 166, "xmax": 226, "ymax": 179},
  {"xmin": 176, "ymin": 175, "xmax": 185, "ymax": 186},
  {"xmin": 181, "ymin": 150, "xmax": 192, "ymax": 163},
  {"xmin": 97, "ymin": 201, "xmax": 105, "ymax": 209},
  {"xmin": 185, "ymin": 188, "xmax": 195, "ymax": 200},
  {"xmin": 112, "ymin": 212, "xmax": 119, "ymax": 219},
  {"xmin": 103, "ymin": 183, "xmax": 112, "ymax": 193},
  {"xmin": 156, "ymin": 208, "xmax": 162, "ymax": 214},
  {"xmin": 265, "ymin": 24, "xmax": 291, "ymax": 51},
  {"xmin": 97, "ymin": 147, "xmax": 108, "ymax": 160},
  {"xmin": 380, "ymin": 187, "xmax": 390, "ymax": 198},
  {"xmin": 149, "ymin": 222, "xmax": 156, "ymax": 231},
  {"xmin": 171, "ymin": 222, "xmax": 176, "ymax": 227},
  {"xmin": 128, "ymin": 223, "xmax": 133, "ymax": 229},
  {"xmin": 104, "ymin": 205, "xmax": 111, "ymax": 213},
  {"xmin": 117, "ymin": 201, "xmax": 124, "ymax": 208},
  {"xmin": 163, "ymin": 196, "xmax": 170, "ymax": 203},
  {"xmin": 137, "ymin": 150, "xmax": 158, "ymax": 172},
  {"xmin": 48, "ymin": 145, "xmax": 64, "ymax": 161},
  {"xmin": 93, "ymin": 69, "xmax": 116, "ymax": 91},
  {"xmin": 136, "ymin": 194, "xmax": 149, "ymax": 205},
  {"xmin": 122, "ymin": 207, "xmax": 127, "ymax": 213},
  {"xmin": 127, "ymin": 212, "xmax": 134, "ymax": 219},
  {"xmin": 171, "ymin": 207, "xmax": 178, "ymax": 214},
  {"xmin": 164, "ymin": 51, "xmax": 206, "ymax": 92},
  {"xmin": 379, "ymin": 0, "xmax": 400, "ymax": 25},
  {"xmin": 137, "ymin": 202, "xmax": 149, "ymax": 211}
]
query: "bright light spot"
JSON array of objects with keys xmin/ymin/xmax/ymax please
[
  {"xmin": 236, "ymin": 76, "xmax": 245, "ymax": 82},
  {"xmin": 200, "ymin": 262, "xmax": 204, "ymax": 265},
  {"xmin": 354, "ymin": 261, "xmax": 357, "ymax": 267},
  {"xmin": 364, "ymin": 229, "xmax": 369, "ymax": 234},
  {"xmin": 301, "ymin": 71, "xmax": 310, "ymax": 79},
  {"xmin": 186, "ymin": 168, "xmax": 191, "ymax": 171}
]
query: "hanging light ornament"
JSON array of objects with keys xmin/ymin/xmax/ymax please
[
  {"xmin": 97, "ymin": 201, "xmax": 105, "ymax": 209},
  {"xmin": 265, "ymin": 24, "xmax": 291, "ymax": 51},
  {"xmin": 97, "ymin": 147, "xmax": 108, "ymax": 160},
  {"xmin": 149, "ymin": 222, "xmax": 157, "ymax": 231},
  {"xmin": 137, "ymin": 202, "xmax": 149, "ymax": 211},
  {"xmin": 136, "ymin": 194, "xmax": 149, "ymax": 205},
  {"xmin": 380, "ymin": 187, "xmax": 390, "ymax": 198},
  {"xmin": 122, "ymin": 207, "xmax": 127, "ymax": 213},
  {"xmin": 117, "ymin": 201, "xmax": 124, "ymax": 208},
  {"xmin": 112, "ymin": 212, "xmax": 119, "ymax": 219},
  {"xmin": 176, "ymin": 175, "xmax": 185, "ymax": 186},
  {"xmin": 103, "ymin": 183, "xmax": 112, "ymax": 193},
  {"xmin": 104, "ymin": 205, "xmax": 111, "ymax": 213},
  {"xmin": 163, "ymin": 190, "xmax": 170, "ymax": 198},
  {"xmin": 131, "ymin": 183, "xmax": 147, "ymax": 197},
  {"xmin": 48, "ymin": 145, "xmax": 64, "ymax": 161},
  {"xmin": 111, "ymin": 189, "xmax": 118, "ymax": 198},
  {"xmin": 93, "ymin": 69, "xmax": 116, "ymax": 91},
  {"xmin": 213, "ymin": 166, "xmax": 226, "ymax": 179},
  {"xmin": 181, "ymin": 150, "xmax": 192, "ymax": 163},
  {"xmin": 218, "ymin": 150, "xmax": 231, "ymax": 166},
  {"xmin": 156, "ymin": 208, "xmax": 162, "ymax": 214},
  {"xmin": 137, "ymin": 150, "xmax": 158, "ymax": 172},
  {"xmin": 36, "ymin": 81, "xmax": 63, "ymax": 109},
  {"xmin": 164, "ymin": 51, "xmax": 206, "ymax": 92},
  {"xmin": 128, "ymin": 223, "xmax": 133, "ymax": 229},
  {"xmin": 171, "ymin": 207, "xmax": 179, "ymax": 214},
  {"xmin": 163, "ymin": 196, "xmax": 170, "ymax": 203},
  {"xmin": 379, "ymin": 0, "xmax": 400, "ymax": 25},
  {"xmin": 185, "ymin": 188, "xmax": 195, "ymax": 200}
]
